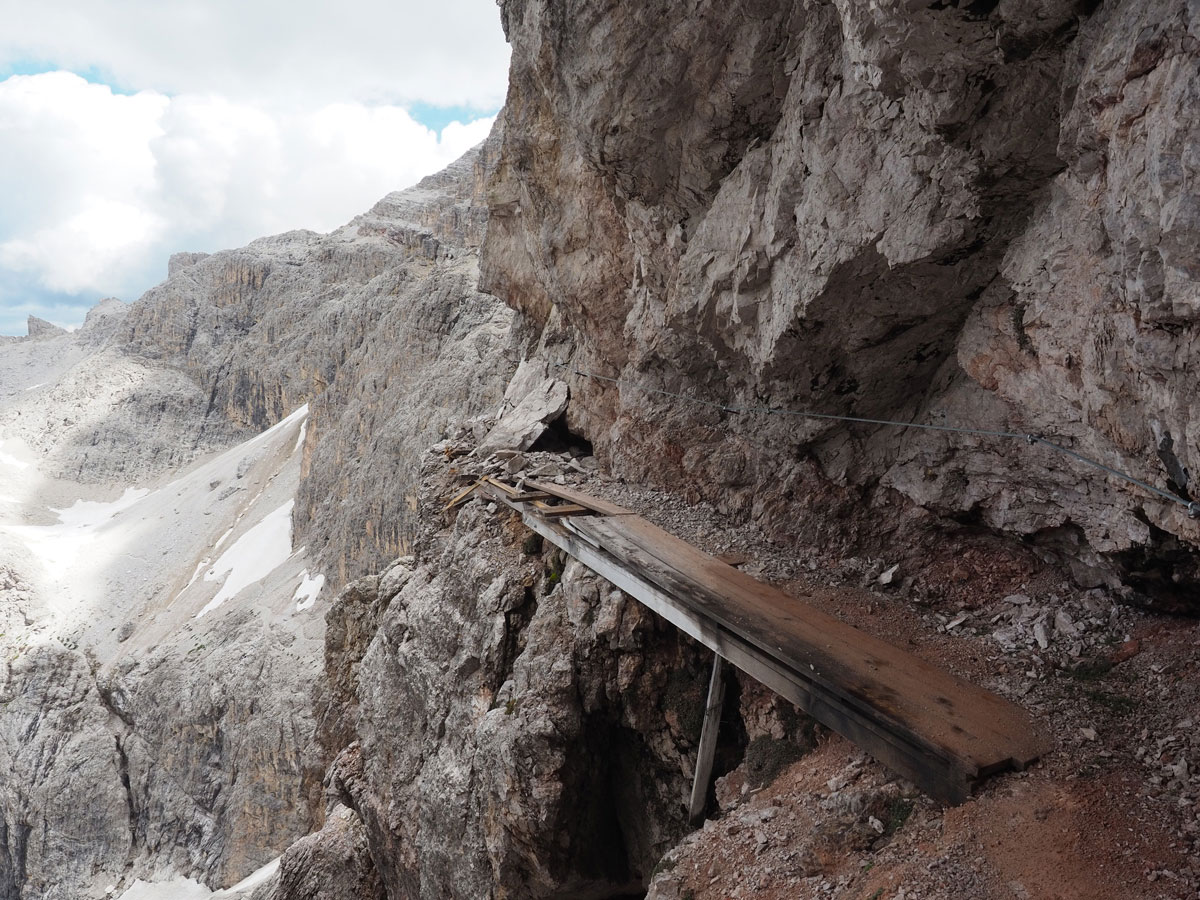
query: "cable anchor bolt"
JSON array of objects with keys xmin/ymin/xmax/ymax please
[{"xmin": 1187, "ymin": 501, "xmax": 1200, "ymax": 520}]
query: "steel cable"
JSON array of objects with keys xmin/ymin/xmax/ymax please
[{"xmin": 552, "ymin": 362, "xmax": 1199, "ymax": 516}]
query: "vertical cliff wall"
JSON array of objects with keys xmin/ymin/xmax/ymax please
[
  {"xmin": 116, "ymin": 134, "xmax": 524, "ymax": 584},
  {"xmin": 482, "ymin": 0, "xmax": 1200, "ymax": 609}
]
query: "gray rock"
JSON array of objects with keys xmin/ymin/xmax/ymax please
[
  {"xmin": 25, "ymin": 316, "xmax": 65, "ymax": 339},
  {"xmin": 476, "ymin": 376, "xmax": 569, "ymax": 456},
  {"xmin": 483, "ymin": 0, "xmax": 1200, "ymax": 610}
]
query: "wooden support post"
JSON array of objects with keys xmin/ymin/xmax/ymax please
[{"xmin": 688, "ymin": 652, "xmax": 726, "ymax": 825}]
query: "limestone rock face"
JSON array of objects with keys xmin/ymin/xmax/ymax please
[
  {"xmin": 476, "ymin": 359, "xmax": 569, "ymax": 455},
  {"xmin": 24, "ymin": 316, "xmax": 65, "ymax": 340},
  {"xmin": 0, "ymin": 642, "xmax": 130, "ymax": 900},
  {"xmin": 484, "ymin": 0, "xmax": 1200, "ymax": 609},
  {"xmin": 252, "ymin": 804, "xmax": 384, "ymax": 900},
  {"xmin": 251, "ymin": 746, "xmax": 384, "ymax": 900},
  {"xmin": 168, "ymin": 251, "xmax": 211, "ymax": 277},
  {"xmin": 308, "ymin": 501, "xmax": 705, "ymax": 899},
  {"xmin": 118, "ymin": 133, "xmax": 522, "ymax": 583},
  {"xmin": 79, "ymin": 298, "xmax": 130, "ymax": 345},
  {"xmin": 104, "ymin": 610, "xmax": 324, "ymax": 888}
]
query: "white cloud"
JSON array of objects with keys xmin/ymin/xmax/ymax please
[
  {"xmin": 0, "ymin": 72, "xmax": 497, "ymax": 318},
  {"xmin": 0, "ymin": 1, "xmax": 510, "ymax": 333},
  {"xmin": 0, "ymin": 0, "xmax": 511, "ymax": 110}
]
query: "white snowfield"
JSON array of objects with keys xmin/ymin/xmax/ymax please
[
  {"xmin": 292, "ymin": 568, "xmax": 326, "ymax": 611},
  {"xmin": 199, "ymin": 499, "xmax": 296, "ymax": 617},
  {"xmin": 0, "ymin": 402, "xmax": 323, "ymax": 643},
  {"xmin": 0, "ymin": 373, "xmax": 325, "ymax": 896},
  {"xmin": 116, "ymin": 857, "xmax": 280, "ymax": 900}
]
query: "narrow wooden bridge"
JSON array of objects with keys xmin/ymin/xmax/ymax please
[{"xmin": 464, "ymin": 476, "xmax": 1048, "ymax": 815}]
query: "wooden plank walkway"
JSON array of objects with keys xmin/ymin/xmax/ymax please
[{"xmin": 476, "ymin": 476, "xmax": 1049, "ymax": 806}]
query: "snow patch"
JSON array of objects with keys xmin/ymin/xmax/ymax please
[
  {"xmin": 116, "ymin": 858, "xmax": 279, "ymax": 900},
  {"xmin": 52, "ymin": 487, "xmax": 149, "ymax": 528},
  {"xmin": 198, "ymin": 500, "xmax": 294, "ymax": 617},
  {"xmin": 292, "ymin": 569, "xmax": 325, "ymax": 611},
  {"xmin": 117, "ymin": 878, "xmax": 214, "ymax": 900},
  {"xmin": 0, "ymin": 444, "xmax": 30, "ymax": 470}
]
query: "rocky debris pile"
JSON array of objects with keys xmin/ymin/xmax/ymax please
[
  {"xmin": 984, "ymin": 590, "xmax": 1138, "ymax": 661},
  {"xmin": 647, "ymin": 744, "xmax": 926, "ymax": 900}
]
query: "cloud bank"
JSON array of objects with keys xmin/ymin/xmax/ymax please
[
  {"xmin": 0, "ymin": 1, "xmax": 509, "ymax": 335},
  {"xmin": 0, "ymin": 0, "xmax": 510, "ymax": 109}
]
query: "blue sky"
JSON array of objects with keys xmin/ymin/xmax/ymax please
[{"xmin": 0, "ymin": 1, "xmax": 509, "ymax": 336}]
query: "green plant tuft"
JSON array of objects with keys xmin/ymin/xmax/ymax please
[
  {"xmin": 886, "ymin": 798, "xmax": 914, "ymax": 835},
  {"xmin": 743, "ymin": 735, "xmax": 807, "ymax": 789}
]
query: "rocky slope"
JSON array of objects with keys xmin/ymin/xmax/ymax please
[
  {"xmin": 0, "ymin": 138, "xmax": 519, "ymax": 898},
  {"xmin": 6, "ymin": 2, "xmax": 1200, "ymax": 899},
  {"xmin": 118, "ymin": 131, "xmax": 523, "ymax": 583}
]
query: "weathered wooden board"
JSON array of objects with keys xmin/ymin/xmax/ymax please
[
  {"xmin": 522, "ymin": 479, "xmax": 635, "ymax": 516},
  {"xmin": 444, "ymin": 478, "xmax": 486, "ymax": 510},
  {"xmin": 537, "ymin": 503, "xmax": 592, "ymax": 518},
  {"xmin": 479, "ymin": 476, "xmax": 1049, "ymax": 804},
  {"xmin": 571, "ymin": 516, "xmax": 1047, "ymax": 773},
  {"xmin": 510, "ymin": 491, "xmax": 556, "ymax": 502}
]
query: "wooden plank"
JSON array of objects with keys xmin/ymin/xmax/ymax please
[
  {"xmin": 522, "ymin": 479, "xmax": 634, "ymax": 516},
  {"xmin": 599, "ymin": 515, "xmax": 1044, "ymax": 768},
  {"xmin": 480, "ymin": 476, "xmax": 1044, "ymax": 802},
  {"xmin": 538, "ymin": 504, "xmax": 592, "ymax": 519},
  {"xmin": 481, "ymin": 477, "xmax": 518, "ymax": 497},
  {"xmin": 510, "ymin": 491, "xmax": 555, "ymax": 502},
  {"xmin": 571, "ymin": 516, "xmax": 1047, "ymax": 773},
  {"xmin": 535, "ymin": 512, "xmax": 975, "ymax": 803},
  {"xmin": 443, "ymin": 479, "xmax": 485, "ymax": 510},
  {"xmin": 689, "ymin": 653, "xmax": 726, "ymax": 824}
]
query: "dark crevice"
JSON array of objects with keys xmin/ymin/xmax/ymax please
[
  {"xmin": 551, "ymin": 719, "xmax": 671, "ymax": 900},
  {"xmin": 493, "ymin": 586, "xmax": 539, "ymax": 693},
  {"xmin": 927, "ymin": 0, "xmax": 999, "ymax": 19},
  {"xmin": 115, "ymin": 736, "xmax": 139, "ymax": 848},
  {"xmin": 1113, "ymin": 524, "xmax": 1200, "ymax": 615},
  {"xmin": 529, "ymin": 414, "xmax": 594, "ymax": 456},
  {"xmin": 1011, "ymin": 300, "xmax": 1035, "ymax": 354},
  {"xmin": 0, "ymin": 821, "xmax": 31, "ymax": 900},
  {"xmin": 1156, "ymin": 432, "xmax": 1191, "ymax": 501}
]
